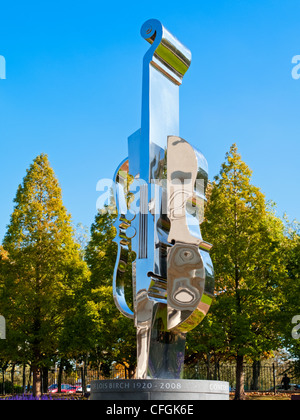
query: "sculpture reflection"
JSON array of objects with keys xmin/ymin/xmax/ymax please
[{"xmin": 112, "ymin": 19, "xmax": 214, "ymax": 379}]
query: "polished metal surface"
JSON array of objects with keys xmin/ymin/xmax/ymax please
[
  {"xmin": 112, "ymin": 19, "xmax": 214, "ymax": 380},
  {"xmin": 112, "ymin": 158, "xmax": 134, "ymax": 320},
  {"xmin": 166, "ymin": 136, "xmax": 214, "ymax": 333},
  {"xmin": 140, "ymin": 19, "xmax": 192, "ymax": 85}
]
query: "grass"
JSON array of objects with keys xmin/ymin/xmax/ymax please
[{"xmin": 230, "ymin": 392, "xmax": 293, "ymax": 400}]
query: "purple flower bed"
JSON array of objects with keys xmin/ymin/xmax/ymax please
[{"xmin": 1, "ymin": 394, "xmax": 79, "ymax": 400}]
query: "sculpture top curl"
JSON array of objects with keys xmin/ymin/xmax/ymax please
[{"xmin": 140, "ymin": 19, "xmax": 192, "ymax": 85}]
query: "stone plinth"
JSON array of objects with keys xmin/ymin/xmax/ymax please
[{"xmin": 90, "ymin": 379, "xmax": 229, "ymax": 400}]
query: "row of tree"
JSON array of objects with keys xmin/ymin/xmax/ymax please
[{"xmin": 0, "ymin": 146, "xmax": 299, "ymax": 400}]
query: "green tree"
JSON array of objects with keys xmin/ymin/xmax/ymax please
[
  {"xmin": 85, "ymin": 210, "xmax": 137, "ymax": 377},
  {"xmin": 200, "ymin": 144, "xmax": 286, "ymax": 399},
  {"xmin": 279, "ymin": 219, "xmax": 300, "ymax": 367},
  {"xmin": 0, "ymin": 154, "xmax": 89, "ymax": 396}
]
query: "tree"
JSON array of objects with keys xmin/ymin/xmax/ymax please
[
  {"xmin": 279, "ymin": 219, "xmax": 300, "ymax": 367},
  {"xmin": 200, "ymin": 144, "xmax": 287, "ymax": 399},
  {"xmin": 85, "ymin": 209, "xmax": 137, "ymax": 377},
  {"xmin": 0, "ymin": 154, "xmax": 89, "ymax": 397}
]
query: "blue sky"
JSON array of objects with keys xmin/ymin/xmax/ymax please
[{"xmin": 0, "ymin": 0, "xmax": 299, "ymax": 241}]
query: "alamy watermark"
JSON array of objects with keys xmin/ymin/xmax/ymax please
[
  {"xmin": 292, "ymin": 55, "xmax": 300, "ymax": 80},
  {"xmin": 0, "ymin": 55, "xmax": 6, "ymax": 79},
  {"xmin": 292, "ymin": 315, "xmax": 300, "ymax": 340},
  {"xmin": 96, "ymin": 178, "xmax": 206, "ymax": 225},
  {"xmin": 0, "ymin": 315, "xmax": 6, "ymax": 339}
]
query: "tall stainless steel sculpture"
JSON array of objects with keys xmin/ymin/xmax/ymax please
[{"xmin": 112, "ymin": 19, "xmax": 214, "ymax": 380}]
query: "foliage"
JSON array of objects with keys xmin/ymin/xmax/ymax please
[
  {"xmin": 279, "ymin": 218, "xmax": 300, "ymax": 361},
  {"xmin": 0, "ymin": 145, "xmax": 298, "ymax": 393},
  {"xmin": 84, "ymin": 210, "xmax": 136, "ymax": 376},
  {"xmin": 186, "ymin": 144, "xmax": 287, "ymax": 399},
  {"xmin": 0, "ymin": 154, "xmax": 89, "ymax": 393}
]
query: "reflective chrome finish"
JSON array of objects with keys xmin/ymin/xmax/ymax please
[
  {"xmin": 112, "ymin": 158, "xmax": 135, "ymax": 320},
  {"xmin": 140, "ymin": 19, "xmax": 191, "ymax": 86},
  {"xmin": 112, "ymin": 20, "xmax": 214, "ymax": 380}
]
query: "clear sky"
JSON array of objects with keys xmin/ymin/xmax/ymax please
[{"xmin": 0, "ymin": 0, "xmax": 299, "ymax": 241}]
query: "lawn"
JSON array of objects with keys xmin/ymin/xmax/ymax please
[{"xmin": 230, "ymin": 392, "xmax": 293, "ymax": 400}]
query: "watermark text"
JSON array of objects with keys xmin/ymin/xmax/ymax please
[
  {"xmin": 292, "ymin": 55, "xmax": 300, "ymax": 80},
  {"xmin": 96, "ymin": 178, "xmax": 205, "ymax": 225},
  {"xmin": 0, "ymin": 55, "xmax": 6, "ymax": 79}
]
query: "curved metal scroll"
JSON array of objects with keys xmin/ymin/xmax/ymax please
[
  {"xmin": 140, "ymin": 19, "xmax": 192, "ymax": 85},
  {"xmin": 112, "ymin": 158, "xmax": 134, "ymax": 320}
]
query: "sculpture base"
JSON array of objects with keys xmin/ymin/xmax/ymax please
[{"xmin": 90, "ymin": 379, "xmax": 229, "ymax": 400}]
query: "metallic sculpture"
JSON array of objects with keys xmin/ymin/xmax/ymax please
[{"xmin": 112, "ymin": 19, "xmax": 214, "ymax": 379}]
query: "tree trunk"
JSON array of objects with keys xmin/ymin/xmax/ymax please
[
  {"xmin": 235, "ymin": 355, "xmax": 245, "ymax": 400},
  {"xmin": 81, "ymin": 358, "xmax": 87, "ymax": 395},
  {"xmin": 81, "ymin": 366, "xmax": 85, "ymax": 395},
  {"xmin": 27, "ymin": 366, "xmax": 32, "ymax": 395},
  {"xmin": 32, "ymin": 365, "xmax": 42, "ymax": 398},
  {"xmin": 22, "ymin": 363, "xmax": 26, "ymax": 394},
  {"xmin": 252, "ymin": 360, "xmax": 260, "ymax": 391},
  {"xmin": 10, "ymin": 363, "xmax": 15, "ymax": 391},
  {"xmin": 58, "ymin": 360, "xmax": 63, "ymax": 393},
  {"xmin": 214, "ymin": 360, "xmax": 220, "ymax": 381},
  {"xmin": 42, "ymin": 367, "xmax": 48, "ymax": 394},
  {"xmin": 206, "ymin": 353, "xmax": 211, "ymax": 380}
]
